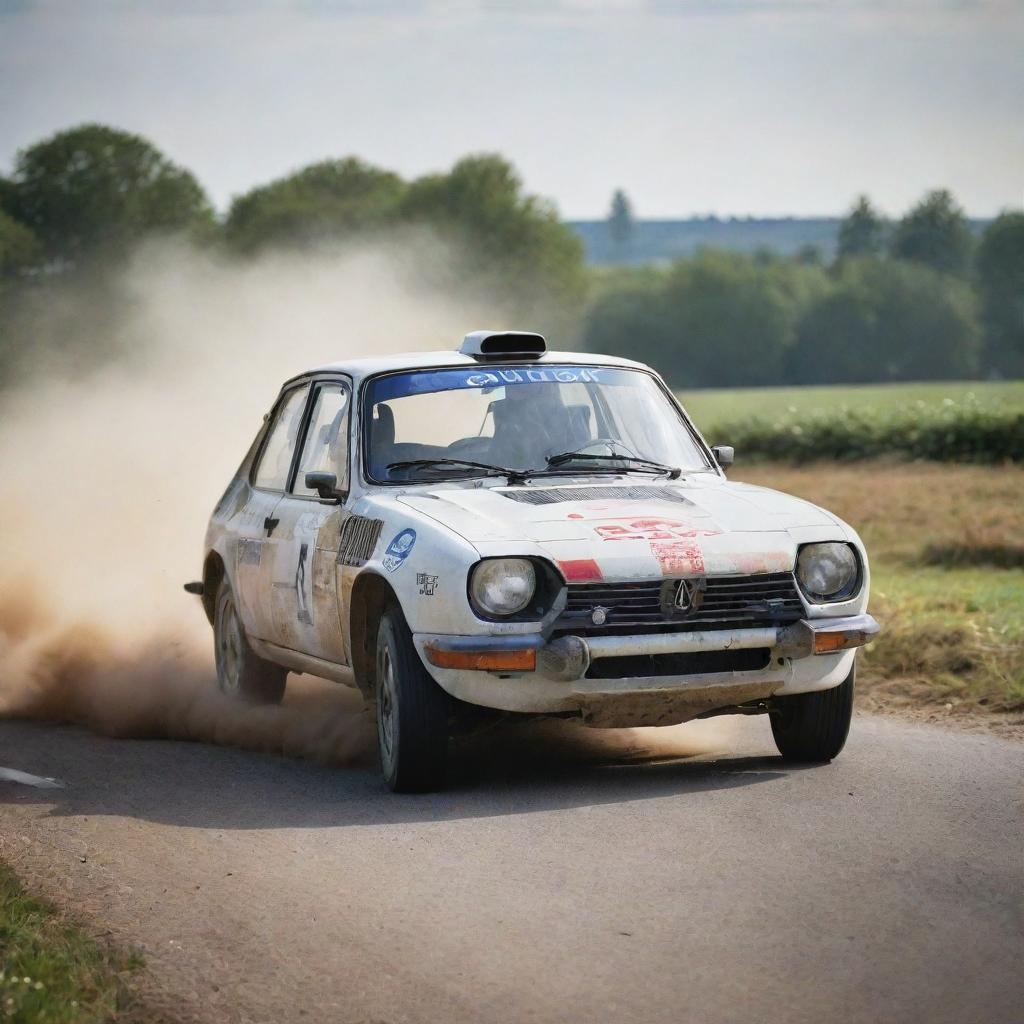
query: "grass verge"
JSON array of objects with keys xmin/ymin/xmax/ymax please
[{"xmin": 0, "ymin": 860, "xmax": 143, "ymax": 1023}]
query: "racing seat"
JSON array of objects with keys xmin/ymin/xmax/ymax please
[{"xmin": 369, "ymin": 403, "xmax": 396, "ymax": 478}]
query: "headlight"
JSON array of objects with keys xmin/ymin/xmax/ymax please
[
  {"xmin": 796, "ymin": 542, "xmax": 859, "ymax": 602},
  {"xmin": 470, "ymin": 558, "xmax": 537, "ymax": 617}
]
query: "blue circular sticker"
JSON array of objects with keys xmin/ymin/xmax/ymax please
[{"xmin": 383, "ymin": 528, "xmax": 416, "ymax": 572}]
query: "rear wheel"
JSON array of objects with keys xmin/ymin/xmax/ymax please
[
  {"xmin": 770, "ymin": 664, "xmax": 854, "ymax": 762},
  {"xmin": 214, "ymin": 578, "xmax": 287, "ymax": 705},
  {"xmin": 376, "ymin": 605, "xmax": 449, "ymax": 793}
]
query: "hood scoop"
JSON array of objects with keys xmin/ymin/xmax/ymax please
[{"xmin": 497, "ymin": 485, "xmax": 694, "ymax": 506}]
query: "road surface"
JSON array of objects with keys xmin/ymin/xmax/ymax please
[{"xmin": 1, "ymin": 695, "xmax": 1021, "ymax": 1024}]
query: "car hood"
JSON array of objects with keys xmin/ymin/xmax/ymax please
[{"xmin": 396, "ymin": 477, "xmax": 842, "ymax": 581}]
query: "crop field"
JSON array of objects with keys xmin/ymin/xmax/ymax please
[
  {"xmin": 678, "ymin": 379, "xmax": 1024, "ymax": 430},
  {"xmin": 735, "ymin": 460, "xmax": 1024, "ymax": 722}
]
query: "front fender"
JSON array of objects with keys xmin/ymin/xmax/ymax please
[{"xmin": 341, "ymin": 496, "xmax": 488, "ymax": 639}]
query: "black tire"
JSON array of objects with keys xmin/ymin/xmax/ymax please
[
  {"xmin": 213, "ymin": 578, "xmax": 287, "ymax": 705},
  {"xmin": 771, "ymin": 664, "xmax": 855, "ymax": 762},
  {"xmin": 375, "ymin": 605, "xmax": 449, "ymax": 793}
]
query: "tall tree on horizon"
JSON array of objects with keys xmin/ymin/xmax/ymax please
[
  {"xmin": 890, "ymin": 189, "xmax": 973, "ymax": 276},
  {"xmin": 975, "ymin": 210, "xmax": 1024, "ymax": 374},
  {"xmin": 837, "ymin": 195, "xmax": 887, "ymax": 261},
  {"xmin": 608, "ymin": 189, "xmax": 635, "ymax": 247}
]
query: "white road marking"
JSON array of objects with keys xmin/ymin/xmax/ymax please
[{"xmin": 0, "ymin": 766, "xmax": 65, "ymax": 789}]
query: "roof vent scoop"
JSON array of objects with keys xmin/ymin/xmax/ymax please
[{"xmin": 459, "ymin": 330, "xmax": 546, "ymax": 361}]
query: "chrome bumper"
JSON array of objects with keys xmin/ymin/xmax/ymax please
[{"xmin": 422, "ymin": 614, "xmax": 880, "ymax": 683}]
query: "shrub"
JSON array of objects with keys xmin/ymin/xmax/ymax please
[{"xmin": 709, "ymin": 400, "xmax": 1024, "ymax": 464}]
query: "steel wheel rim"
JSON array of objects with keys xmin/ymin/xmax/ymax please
[
  {"xmin": 216, "ymin": 595, "xmax": 243, "ymax": 695},
  {"xmin": 377, "ymin": 642, "xmax": 397, "ymax": 772}
]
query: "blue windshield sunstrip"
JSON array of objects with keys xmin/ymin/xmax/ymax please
[{"xmin": 368, "ymin": 365, "xmax": 640, "ymax": 404}]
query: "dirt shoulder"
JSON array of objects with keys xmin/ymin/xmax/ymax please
[{"xmin": 856, "ymin": 692, "xmax": 1024, "ymax": 742}]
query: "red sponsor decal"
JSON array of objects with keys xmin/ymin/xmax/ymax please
[
  {"xmin": 557, "ymin": 558, "xmax": 604, "ymax": 582},
  {"xmin": 591, "ymin": 517, "xmax": 719, "ymax": 576},
  {"xmin": 651, "ymin": 538, "xmax": 705, "ymax": 575},
  {"xmin": 592, "ymin": 517, "xmax": 719, "ymax": 543}
]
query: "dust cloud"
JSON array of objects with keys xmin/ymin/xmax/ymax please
[
  {"xmin": 0, "ymin": 234, "xmax": 731, "ymax": 772},
  {"xmin": 0, "ymin": 234, "xmax": 487, "ymax": 763}
]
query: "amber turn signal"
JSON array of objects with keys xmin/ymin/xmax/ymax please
[
  {"xmin": 813, "ymin": 630, "xmax": 872, "ymax": 654},
  {"xmin": 424, "ymin": 643, "xmax": 537, "ymax": 672}
]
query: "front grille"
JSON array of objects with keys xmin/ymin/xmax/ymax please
[
  {"xmin": 557, "ymin": 572, "xmax": 805, "ymax": 636},
  {"xmin": 498, "ymin": 485, "xmax": 693, "ymax": 506},
  {"xmin": 586, "ymin": 648, "xmax": 771, "ymax": 679}
]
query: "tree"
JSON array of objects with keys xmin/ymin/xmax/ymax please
[
  {"xmin": 608, "ymin": 189, "xmax": 634, "ymax": 247},
  {"xmin": 975, "ymin": 211, "xmax": 1024, "ymax": 375},
  {"xmin": 0, "ymin": 210, "xmax": 42, "ymax": 278},
  {"xmin": 582, "ymin": 250, "xmax": 811, "ymax": 388},
  {"xmin": 0, "ymin": 176, "xmax": 17, "ymax": 219},
  {"xmin": 5, "ymin": 124, "xmax": 213, "ymax": 266},
  {"xmin": 401, "ymin": 154, "xmax": 586, "ymax": 314},
  {"xmin": 581, "ymin": 271, "xmax": 672, "ymax": 370},
  {"xmin": 837, "ymin": 195, "xmax": 886, "ymax": 260},
  {"xmin": 796, "ymin": 244, "xmax": 823, "ymax": 266},
  {"xmin": 787, "ymin": 258, "xmax": 979, "ymax": 383},
  {"xmin": 224, "ymin": 158, "xmax": 406, "ymax": 253},
  {"xmin": 890, "ymin": 189, "xmax": 973, "ymax": 276},
  {"xmin": 662, "ymin": 250, "xmax": 805, "ymax": 387}
]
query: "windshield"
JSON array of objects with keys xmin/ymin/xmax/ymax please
[{"xmin": 363, "ymin": 364, "xmax": 711, "ymax": 482}]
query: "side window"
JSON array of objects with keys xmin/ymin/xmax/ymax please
[
  {"xmin": 293, "ymin": 383, "xmax": 351, "ymax": 497},
  {"xmin": 253, "ymin": 385, "xmax": 311, "ymax": 491}
]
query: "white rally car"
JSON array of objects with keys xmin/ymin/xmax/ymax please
[{"xmin": 188, "ymin": 331, "xmax": 879, "ymax": 791}]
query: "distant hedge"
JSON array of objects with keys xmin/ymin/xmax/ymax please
[{"xmin": 706, "ymin": 403, "xmax": 1024, "ymax": 464}]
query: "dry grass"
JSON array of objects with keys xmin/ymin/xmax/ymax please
[
  {"xmin": 736, "ymin": 461, "xmax": 1024, "ymax": 567},
  {"xmin": 735, "ymin": 461, "xmax": 1024, "ymax": 713}
]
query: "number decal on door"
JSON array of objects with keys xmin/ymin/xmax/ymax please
[{"xmin": 295, "ymin": 542, "xmax": 313, "ymax": 625}]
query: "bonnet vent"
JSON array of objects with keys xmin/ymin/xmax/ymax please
[
  {"xmin": 498, "ymin": 485, "xmax": 693, "ymax": 506},
  {"xmin": 459, "ymin": 330, "xmax": 546, "ymax": 360}
]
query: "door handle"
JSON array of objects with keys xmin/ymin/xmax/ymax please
[{"xmin": 264, "ymin": 516, "xmax": 280, "ymax": 536}]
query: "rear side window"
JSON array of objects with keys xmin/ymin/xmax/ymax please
[
  {"xmin": 293, "ymin": 383, "xmax": 352, "ymax": 497},
  {"xmin": 253, "ymin": 385, "xmax": 310, "ymax": 491}
]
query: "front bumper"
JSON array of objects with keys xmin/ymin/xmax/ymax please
[{"xmin": 415, "ymin": 615, "xmax": 880, "ymax": 725}]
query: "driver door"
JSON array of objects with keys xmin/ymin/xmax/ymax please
[
  {"xmin": 266, "ymin": 379, "xmax": 352, "ymax": 664},
  {"xmin": 234, "ymin": 382, "xmax": 311, "ymax": 641}
]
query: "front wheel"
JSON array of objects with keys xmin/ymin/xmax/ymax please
[
  {"xmin": 214, "ymin": 578, "xmax": 287, "ymax": 705},
  {"xmin": 376, "ymin": 605, "xmax": 449, "ymax": 793},
  {"xmin": 770, "ymin": 665, "xmax": 854, "ymax": 762}
]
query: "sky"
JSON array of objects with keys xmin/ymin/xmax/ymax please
[{"xmin": 1, "ymin": 1, "xmax": 1021, "ymax": 219}]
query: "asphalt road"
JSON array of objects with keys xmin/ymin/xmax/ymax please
[{"xmin": 1, "ymin": 697, "xmax": 1021, "ymax": 1024}]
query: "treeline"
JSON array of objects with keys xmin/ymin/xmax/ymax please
[
  {"xmin": 584, "ymin": 192, "xmax": 1024, "ymax": 386},
  {"xmin": 0, "ymin": 124, "xmax": 586, "ymax": 380},
  {"xmin": 2, "ymin": 124, "xmax": 1022, "ymax": 390}
]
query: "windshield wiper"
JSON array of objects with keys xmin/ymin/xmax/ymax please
[
  {"xmin": 386, "ymin": 458, "xmax": 532, "ymax": 485},
  {"xmin": 546, "ymin": 449, "xmax": 681, "ymax": 479}
]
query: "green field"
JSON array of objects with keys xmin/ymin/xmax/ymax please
[{"xmin": 678, "ymin": 379, "xmax": 1024, "ymax": 430}]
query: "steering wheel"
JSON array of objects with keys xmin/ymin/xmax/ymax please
[{"xmin": 447, "ymin": 437, "xmax": 491, "ymax": 456}]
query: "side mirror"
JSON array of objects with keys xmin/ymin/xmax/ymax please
[
  {"xmin": 305, "ymin": 471, "xmax": 344, "ymax": 503},
  {"xmin": 711, "ymin": 445, "xmax": 734, "ymax": 469}
]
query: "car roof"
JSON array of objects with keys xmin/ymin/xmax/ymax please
[{"xmin": 284, "ymin": 348, "xmax": 653, "ymax": 387}]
